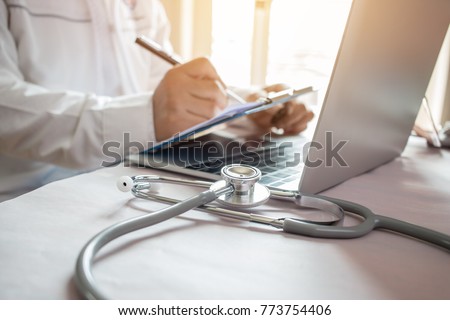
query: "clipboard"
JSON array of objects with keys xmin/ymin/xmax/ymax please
[{"xmin": 148, "ymin": 86, "xmax": 315, "ymax": 152}]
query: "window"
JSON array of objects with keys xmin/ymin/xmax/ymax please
[
  {"xmin": 211, "ymin": 0, "xmax": 255, "ymax": 87},
  {"xmin": 210, "ymin": 0, "xmax": 352, "ymax": 88},
  {"xmin": 163, "ymin": 0, "xmax": 450, "ymax": 125}
]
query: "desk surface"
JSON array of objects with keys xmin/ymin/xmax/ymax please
[{"xmin": 0, "ymin": 136, "xmax": 449, "ymax": 299}]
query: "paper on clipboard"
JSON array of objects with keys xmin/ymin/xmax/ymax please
[{"xmin": 148, "ymin": 86, "xmax": 315, "ymax": 152}]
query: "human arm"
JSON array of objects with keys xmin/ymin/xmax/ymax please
[
  {"xmin": 0, "ymin": 1, "xmax": 164, "ymax": 169},
  {"xmin": 0, "ymin": 1, "xmax": 227, "ymax": 168}
]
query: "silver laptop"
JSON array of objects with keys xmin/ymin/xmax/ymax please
[{"xmin": 129, "ymin": 0, "xmax": 450, "ymax": 194}]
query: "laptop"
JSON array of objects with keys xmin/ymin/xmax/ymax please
[{"xmin": 129, "ymin": 0, "xmax": 450, "ymax": 194}]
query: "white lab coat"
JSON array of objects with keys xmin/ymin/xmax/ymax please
[{"xmin": 0, "ymin": 0, "xmax": 172, "ymax": 200}]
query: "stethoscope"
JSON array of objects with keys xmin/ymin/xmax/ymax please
[{"xmin": 75, "ymin": 164, "xmax": 450, "ymax": 299}]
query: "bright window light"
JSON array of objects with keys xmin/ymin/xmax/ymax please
[
  {"xmin": 211, "ymin": 0, "xmax": 255, "ymax": 87},
  {"xmin": 211, "ymin": 0, "xmax": 352, "ymax": 89}
]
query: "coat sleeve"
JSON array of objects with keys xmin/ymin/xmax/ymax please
[{"xmin": 0, "ymin": 1, "xmax": 157, "ymax": 170}]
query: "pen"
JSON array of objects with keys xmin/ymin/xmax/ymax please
[{"xmin": 135, "ymin": 35, "xmax": 247, "ymax": 104}]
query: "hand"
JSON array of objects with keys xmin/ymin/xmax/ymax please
[
  {"xmin": 247, "ymin": 83, "xmax": 314, "ymax": 135},
  {"xmin": 153, "ymin": 57, "xmax": 228, "ymax": 141}
]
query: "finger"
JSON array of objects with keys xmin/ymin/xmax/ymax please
[
  {"xmin": 264, "ymin": 83, "xmax": 289, "ymax": 93},
  {"xmin": 285, "ymin": 110, "xmax": 314, "ymax": 131},
  {"xmin": 179, "ymin": 57, "xmax": 223, "ymax": 82},
  {"xmin": 248, "ymin": 104, "xmax": 283, "ymax": 126},
  {"xmin": 271, "ymin": 106, "xmax": 288, "ymax": 125},
  {"xmin": 185, "ymin": 78, "xmax": 228, "ymax": 109},
  {"xmin": 282, "ymin": 111, "xmax": 315, "ymax": 134},
  {"xmin": 246, "ymin": 89, "xmax": 268, "ymax": 102},
  {"xmin": 183, "ymin": 97, "xmax": 223, "ymax": 120},
  {"xmin": 284, "ymin": 121, "xmax": 309, "ymax": 135},
  {"xmin": 272, "ymin": 103, "xmax": 312, "ymax": 128}
]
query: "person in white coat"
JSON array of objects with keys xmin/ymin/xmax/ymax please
[{"xmin": 0, "ymin": 0, "xmax": 313, "ymax": 201}]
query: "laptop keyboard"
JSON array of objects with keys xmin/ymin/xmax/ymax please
[{"xmin": 184, "ymin": 135, "xmax": 307, "ymax": 187}]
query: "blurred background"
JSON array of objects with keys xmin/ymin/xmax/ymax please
[{"xmin": 160, "ymin": 0, "xmax": 450, "ymax": 127}]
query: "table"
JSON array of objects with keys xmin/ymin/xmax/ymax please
[{"xmin": 0, "ymin": 136, "xmax": 449, "ymax": 299}]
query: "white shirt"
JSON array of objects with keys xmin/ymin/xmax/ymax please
[{"xmin": 0, "ymin": 0, "xmax": 172, "ymax": 200}]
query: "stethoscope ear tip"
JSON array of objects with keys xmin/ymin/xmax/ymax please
[{"xmin": 116, "ymin": 176, "xmax": 134, "ymax": 192}]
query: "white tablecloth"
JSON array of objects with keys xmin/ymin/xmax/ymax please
[{"xmin": 1, "ymin": 136, "xmax": 449, "ymax": 299}]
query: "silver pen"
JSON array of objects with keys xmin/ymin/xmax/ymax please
[{"xmin": 135, "ymin": 35, "xmax": 246, "ymax": 104}]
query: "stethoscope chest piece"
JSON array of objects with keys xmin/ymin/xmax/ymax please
[{"xmin": 211, "ymin": 164, "xmax": 270, "ymax": 208}]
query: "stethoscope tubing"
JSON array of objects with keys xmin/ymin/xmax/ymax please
[
  {"xmin": 75, "ymin": 173, "xmax": 450, "ymax": 300},
  {"xmin": 294, "ymin": 195, "xmax": 450, "ymax": 250},
  {"xmin": 132, "ymin": 182, "xmax": 450, "ymax": 249},
  {"xmin": 375, "ymin": 215, "xmax": 450, "ymax": 249},
  {"xmin": 75, "ymin": 186, "xmax": 232, "ymax": 300}
]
